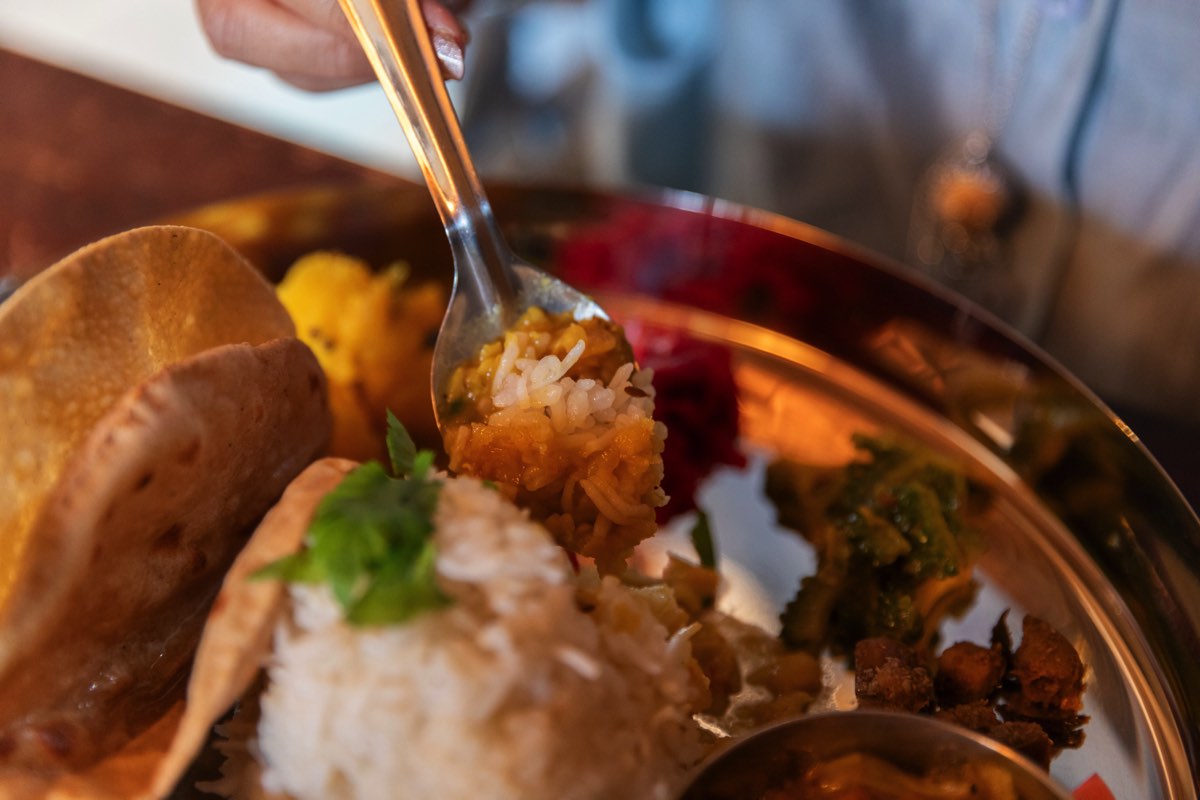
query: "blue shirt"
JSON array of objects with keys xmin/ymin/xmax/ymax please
[{"xmin": 489, "ymin": 0, "xmax": 1200, "ymax": 422}]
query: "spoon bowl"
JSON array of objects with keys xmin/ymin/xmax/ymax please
[
  {"xmin": 336, "ymin": 0, "xmax": 611, "ymax": 430},
  {"xmin": 678, "ymin": 710, "xmax": 1073, "ymax": 800}
]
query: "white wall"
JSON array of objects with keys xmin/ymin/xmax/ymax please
[{"xmin": 0, "ymin": 0, "xmax": 421, "ymax": 177}]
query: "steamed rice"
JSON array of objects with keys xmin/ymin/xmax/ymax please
[
  {"xmin": 443, "ymin": 308, "xmax": 667, "ymax": 572},
  {"xmin": 251, "ymin": 475, "xmax": 710, "ymax": 800}
]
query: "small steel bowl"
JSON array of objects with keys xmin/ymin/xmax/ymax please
[{"xmin": 678, "ymin": 710, "xmax": 1073, "ymax": 800}]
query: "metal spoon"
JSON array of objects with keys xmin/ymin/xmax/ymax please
[
  {"xmin": 677, "ymin": 710, "xmax": 1073, "ymax": 800},
  {"xmin": 336, "ymin": 0, "xmax": 610, "ymax": 429}
]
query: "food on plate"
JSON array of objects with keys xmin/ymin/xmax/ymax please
[
  {"xmin": 765, "ymin": 432, "xmax": 1087, "ymax": 767},
  {"xmin": 1, "ymin": 226, "xmax": 296, "ymax": 607},
  {"xmin": 678, "ymin": 710, "xmax": 1070, "ymax": 800},
  {"xmin": 276, "ymin": 250, "xmax": 446, "ymax": 460},
  {"xmin": 766, "ymin": 433, "xmax": 985, "ymax": 655},
  {"xmin": 855, "ymin": 612, "xmax": 1088, "ymax": 768},
  {"xmin": 155, "ymin": 422, "xmax": 713, "ymax": 800},
  {"xmin": 633, "ymin": 534, "xmax": 825, "ymax": 733},
  {"xmin": 628, "ymin": 330, "xmax": 747, "ymax": 523},
  {"xmin": 441, "ymin": 307, "xmax": 666, "ymax": 572},
  {"xmin": 2, "ymin": 224, "xmax": 1101, "ymax": 798},
  {"xmin": 0, "ymin": 226, "xmax": 330, "ymax": 796},
  {"xmin": 1001, "ymin": 616, "xmax": 1087, "ymax": 727},
  {"xmin": 132, "ymin": 257, "xmax": 805, "ymax": 797},
  {"xmin": 748, "ymin": 751, "xmax": 1024, "ymax": 800},
  {"xmin": 271, "ymin": 246, "xmax": 741, "ymax": 534}
]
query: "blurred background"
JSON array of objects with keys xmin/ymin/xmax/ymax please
[
  {"xmin": 0, "ymin": 0, "xmax": 719, "ymax": 193},
  {"xmin": 2, "ymin": 0, "xmax": 1198, "ymax": 502},
  {"xmin": 0, "ymin": 0, "xmax": 423, "ymax": 176}
]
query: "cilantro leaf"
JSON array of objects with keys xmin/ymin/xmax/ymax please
[
  {"xmin": 386, "ymin": 410, "xmax": 417, "ymax": 477},
  {"xmin": 253, "ymin": 417, "xmax": 450, "ymax": 626},
  {"xmin": 411, "ymin": 449, "xmax": 435, "ymax": 480},
  {"xmin": 347, "ymin": 538, "xmax": 444, "ymax": 624},
  {"xmin": 690, "ymin": 508, "xmax": 717, "ymax": 569}
]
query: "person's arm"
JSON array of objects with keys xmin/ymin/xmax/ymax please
[{"xmin": 194, "ymin": 0, "xmax": 471, "ymax": 90}]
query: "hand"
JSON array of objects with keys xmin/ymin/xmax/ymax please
[{"xmin": 195, "ymin": 0, "xmax": 471, "ymax": 91}]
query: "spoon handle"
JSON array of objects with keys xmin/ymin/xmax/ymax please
[{"xmin": 337, "ymin": 0, "xmax": 516, "ymax": 315}]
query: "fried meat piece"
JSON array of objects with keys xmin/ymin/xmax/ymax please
[
  {"xmin": 849, "ymin": 615, "xmax": 1086, "ymax": 771},
  {"xmin": 935, "ymin": 640, "xmax": 1006, "ymax": 706},
  {"xmin": 935, "ymin": 698, "xmax": 999, "ymax": 731},
  {"xmin": 937, "ymin": 701, "xmax": 1053, "ymax": 769},
  {"xmin": 853, "ymin": 638, "xmax": 933, "ymax": 713},
  {"xmin": 1009, "ymin": 616, "xmax": 1085, "ymax": 717},
  {"xmin": 985, "ymin": 720, "xmax": 1054, "ymax": 769},
  {"xmin": 689, "ymin": 620, "xmax": 743, "ymax": 715},
  {"xmin": 854, "ymin": 637, "xmax": 920, "ymax": 671}
]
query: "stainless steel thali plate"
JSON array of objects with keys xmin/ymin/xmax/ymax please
[{"xmin": 169, "ymin": 179, "xmax": 1200, "ymax": 798}]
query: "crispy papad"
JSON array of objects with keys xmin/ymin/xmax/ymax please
[
  {"xmin": 0, "ymin": 225, "xmax": 294, "ymax": 607},
  {"xmin": 151, "ymin": 458, "xmax": 356, "ymax": 800},
  {"xmin": 0, "ymin": 338, "xmax": 331, "ymax": 794}
]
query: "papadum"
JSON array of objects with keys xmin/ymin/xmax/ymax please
[
  {"xmin": 0, "ymin": 225, "xmax": 295, "ymax": 601},
  {"xmin": 0, "ymin": 226, "xmax": 331, "ymax": 797}
]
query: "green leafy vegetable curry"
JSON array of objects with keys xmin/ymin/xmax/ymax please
[{"xmin": 765, "ymin": 433, "xmax": 985, "ymax": 656}]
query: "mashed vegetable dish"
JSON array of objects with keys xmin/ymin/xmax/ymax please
[{"xmin": 441, "ymin": 307, "xmax": 667, "ymax": 573}]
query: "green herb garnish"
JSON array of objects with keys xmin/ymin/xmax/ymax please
[
  {"xmin": 385, "ymin": 409, "xmax": 417, "ymax": 476},
  {"xmin": 254, "ymin": 415, "xmax": 449, "ymax": 625},
  {"xmin": 689, "ymin": 508, "xmax": 718, "ymax": 569}
]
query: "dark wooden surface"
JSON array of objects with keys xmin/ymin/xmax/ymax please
[{"xmin": 0, "ymin": 49, "xmax": 391, "ymax": 280}]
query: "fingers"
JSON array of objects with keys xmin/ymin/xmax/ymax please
[
  {"xmin": 276, "ymin": 0, "xmax": 354, "ymax": 31},
  {"xmin": 421, "ymin": 0, "xmax": 468, "ymax": 80},
  {"xmin": 195, "ymin": 0, "xmax": 471, "ymax": 89},
  {"xmin": 197, "ymin": 0, "xmax": 373, "ymax": 90}
]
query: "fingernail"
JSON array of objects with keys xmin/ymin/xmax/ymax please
[{"xmin": 432, "ymin": 31, "xmax": 464, "ymax": 80}]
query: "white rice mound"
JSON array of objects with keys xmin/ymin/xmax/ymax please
[
  {"xmin": 490, "ymin": 333, "xmax": 658, "ymax": 436},
  {"xmin": 447, "ymin": 328, "xmax": 666, "ymax": 465},
  {"xmin": 254, "ymin": 475, "xmax": 709, "ymax": 800}
]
